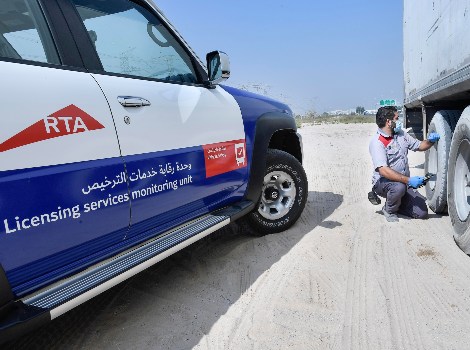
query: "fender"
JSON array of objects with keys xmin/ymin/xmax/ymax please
[{"xmin": 244, "ymin": 112, "xmax": 298, "ymax": 203}]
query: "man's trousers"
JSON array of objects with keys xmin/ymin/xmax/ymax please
[{"xmin": 373, "ymin": 178, "xmax": 428, "ymax": 219}]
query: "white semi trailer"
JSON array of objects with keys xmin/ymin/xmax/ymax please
[{"xmin": 404, "ymin": 0, "xmax": 470, "ymax": 252}]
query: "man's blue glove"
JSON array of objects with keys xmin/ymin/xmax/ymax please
[
  {"xmin": 408, "ymin": 176, "xmax": 425, "ymax": 188},
  {"xmin": 428, "ymin": 132, "xmax": 440, "ymax": 143}
]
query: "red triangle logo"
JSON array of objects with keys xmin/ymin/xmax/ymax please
[{"xmin": 0, "ymin": 104, "xmax": 105, "ymax": 152}]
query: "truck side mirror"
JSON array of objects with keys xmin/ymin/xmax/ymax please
[{"xmin": 207, "ymin": 51, "xmax": 230, "ymax": 85}]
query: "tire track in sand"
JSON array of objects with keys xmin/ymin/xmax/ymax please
[
  {"xmin": 379, "ymin": 226, "xmax": 430, "ymax": 350},
  {"xmin": 341, "ymin": 222, "xmax": 393, "ymax": 350}
]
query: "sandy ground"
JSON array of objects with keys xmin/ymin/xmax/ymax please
[{"xmin": 7, "ymin": 123, "xmax": 470, "ymax": 350}]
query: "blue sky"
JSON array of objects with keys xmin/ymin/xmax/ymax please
[{"xmin": 155, "ymin": 0, "xmax": 403, "ymax": 114}]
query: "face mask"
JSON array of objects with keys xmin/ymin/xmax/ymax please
[{"xmin": 391, "ymin": 120, "xmax": 402, "ymax": 134}]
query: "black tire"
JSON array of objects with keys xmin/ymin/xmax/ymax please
[
  {"xmin": 241, "ymin": 149, "xmax": 308, "ymax": 235},
  {"xmin": 448, "ymin": 106, "xmax": 470, "ymax": 253},
  {"xmin": 425, "ymin": 111, "xmax": 456, "ymax": 213}
]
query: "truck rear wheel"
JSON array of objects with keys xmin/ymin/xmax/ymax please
[
  {"xmin": 448, "ymin": 106, "xmax": 470, "ymax": 253},
  {"xmin": 425, "ymin": 111, "xmax": 458, "ymax": 213},
  {"xmin": 241, "ymin": 149, "xmax": 308, "ymax": 235}
]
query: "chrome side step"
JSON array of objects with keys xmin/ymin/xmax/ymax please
[{"xmin": 24, "ymin": 213, "xmax": 229, "ymax": 319}]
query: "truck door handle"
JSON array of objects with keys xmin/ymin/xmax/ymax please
[{"xmin": 117, "ymin": 96, "xmax": 151, "ymax": 107}]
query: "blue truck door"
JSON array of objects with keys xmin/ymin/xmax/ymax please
[
  {"xmin": 0, "ymin": 3, "xmax": 130, "ymax": 295},
  {"xmin": 70, "ymin": 0, "xmax": 248, "ymax": 241}
]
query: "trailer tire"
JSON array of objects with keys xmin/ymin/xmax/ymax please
[
  {"xmin": 240, "ymin": 149, "xmax": 308, "ymax": 236},
  {"xmin": 447, "ymin": 110, "xmax": 462, "ymax": 132},
  {"xmin": 424, "ymin": 111, "xmax": 453, "ymax": 213},
  {"xmin": 448, "ymin": 106, "xmax": 470, "ymax": 253}
]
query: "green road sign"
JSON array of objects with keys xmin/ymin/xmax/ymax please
[{"xmin": 380, "ymin": 99, "xmax": 396, "ymax": 106}]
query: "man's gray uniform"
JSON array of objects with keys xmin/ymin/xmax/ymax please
[{"xmin": 369, "ymin": 129, "xmax": 428, "ymax": 218}]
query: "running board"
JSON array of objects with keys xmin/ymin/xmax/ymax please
[
  {"xmin": 24, "ymin": 213, "xmax": 230, "ymax": 319},
  {"xmin": 0, "ymin": 200, "xmax": 254, "ymax": 343}
]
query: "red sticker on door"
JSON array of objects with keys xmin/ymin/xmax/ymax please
[
  {"xmin": 0, "ymin": 104, "xmax": 105, "ymax": 152},
  {"xmin": 202, "ymin": 139, "xmax": 247, "ymax": 178}
]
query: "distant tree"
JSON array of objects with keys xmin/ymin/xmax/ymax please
[
  {"xmin": 356, "ymin": 106, "xmax": 365, "ymax": 114},
  {"xmin": 305, "ymin": 110, "xmax": 317, "ymax": 119}
]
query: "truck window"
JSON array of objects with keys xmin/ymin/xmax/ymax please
[
  {"xmin": 0, "ymin": 0, "xmax": 60, "ymax": 64},
  {"xmin": 71, "ymin": 0, "xmax": 198, "ymax": 84}
]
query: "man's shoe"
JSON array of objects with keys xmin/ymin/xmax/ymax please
[
  {"xmin": 368, "ymin": 190, "xmax": 381, "ymax": 205},
  {"xmin": 382, "ymin": 206, "xmax": 399, "ymax": 222}
]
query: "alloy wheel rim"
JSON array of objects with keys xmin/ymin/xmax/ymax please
[{"xmin": 258, "ymin": 170, "xmax": 296, "ymax": 220}]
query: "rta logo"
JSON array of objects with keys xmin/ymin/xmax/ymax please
[
  {"xmin": 0, "ymin": 104, "xmax": 104, "ymax": 152},
  {"xmin": 44, "ymin": 116, "xmax": 89, "ymax": 134}
]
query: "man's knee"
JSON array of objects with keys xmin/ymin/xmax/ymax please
[{"xmin": 389, "ymin": 182, "xmax": 406, "ymax": 197}]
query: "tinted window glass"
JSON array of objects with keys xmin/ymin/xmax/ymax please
[
  {"xmin": 0, "ymin": 0, "xmax": 59, "ymax": 64},
  {"xmin": 72, "ymin": 0, "xmax": 198, "ymax": 83}
]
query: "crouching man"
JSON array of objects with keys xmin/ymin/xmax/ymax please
[{"xmin": 369, "ymin": 106, "xmax": 440, "ymax": 222}]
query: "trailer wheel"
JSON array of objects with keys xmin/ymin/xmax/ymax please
[
  {"xmin": 240, "ymin": 149, "xmax": 308, "ymax": 236},
  {"xmin": 447, "ymin": 110, "xmax": 461, "ymax": 132},
  {"xmin": 448, "ymin": 106, "xmax": 470, "ymax": 253},
  {"xmin": 425, "ymin": 111, "xmax": 457, "ymax": 213}
]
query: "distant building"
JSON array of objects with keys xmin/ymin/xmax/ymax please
[
  {"xmin": 324, "ymin": 108, "xmax": 386, "ymax": 116},
  {"xmin": 325, "ymin": 109, "xmax": 358, "ymax": 116}
]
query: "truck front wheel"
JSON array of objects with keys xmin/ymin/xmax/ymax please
[
  {"xmin": 448, "ymin": 106, "xmax": 470, "ymax": 253},
  {"xmin": 242, "ymin": 149, "xmax": 308, "ymax": 235}
]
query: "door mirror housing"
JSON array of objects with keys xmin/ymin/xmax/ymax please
[{"xmin": 206, "ymin": 51, "xmax": 230, "ymax": 85}]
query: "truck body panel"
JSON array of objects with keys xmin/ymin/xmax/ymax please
[{"xmin": 404, "ymin": 0, "xmax": 470, "ymax": 108}]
